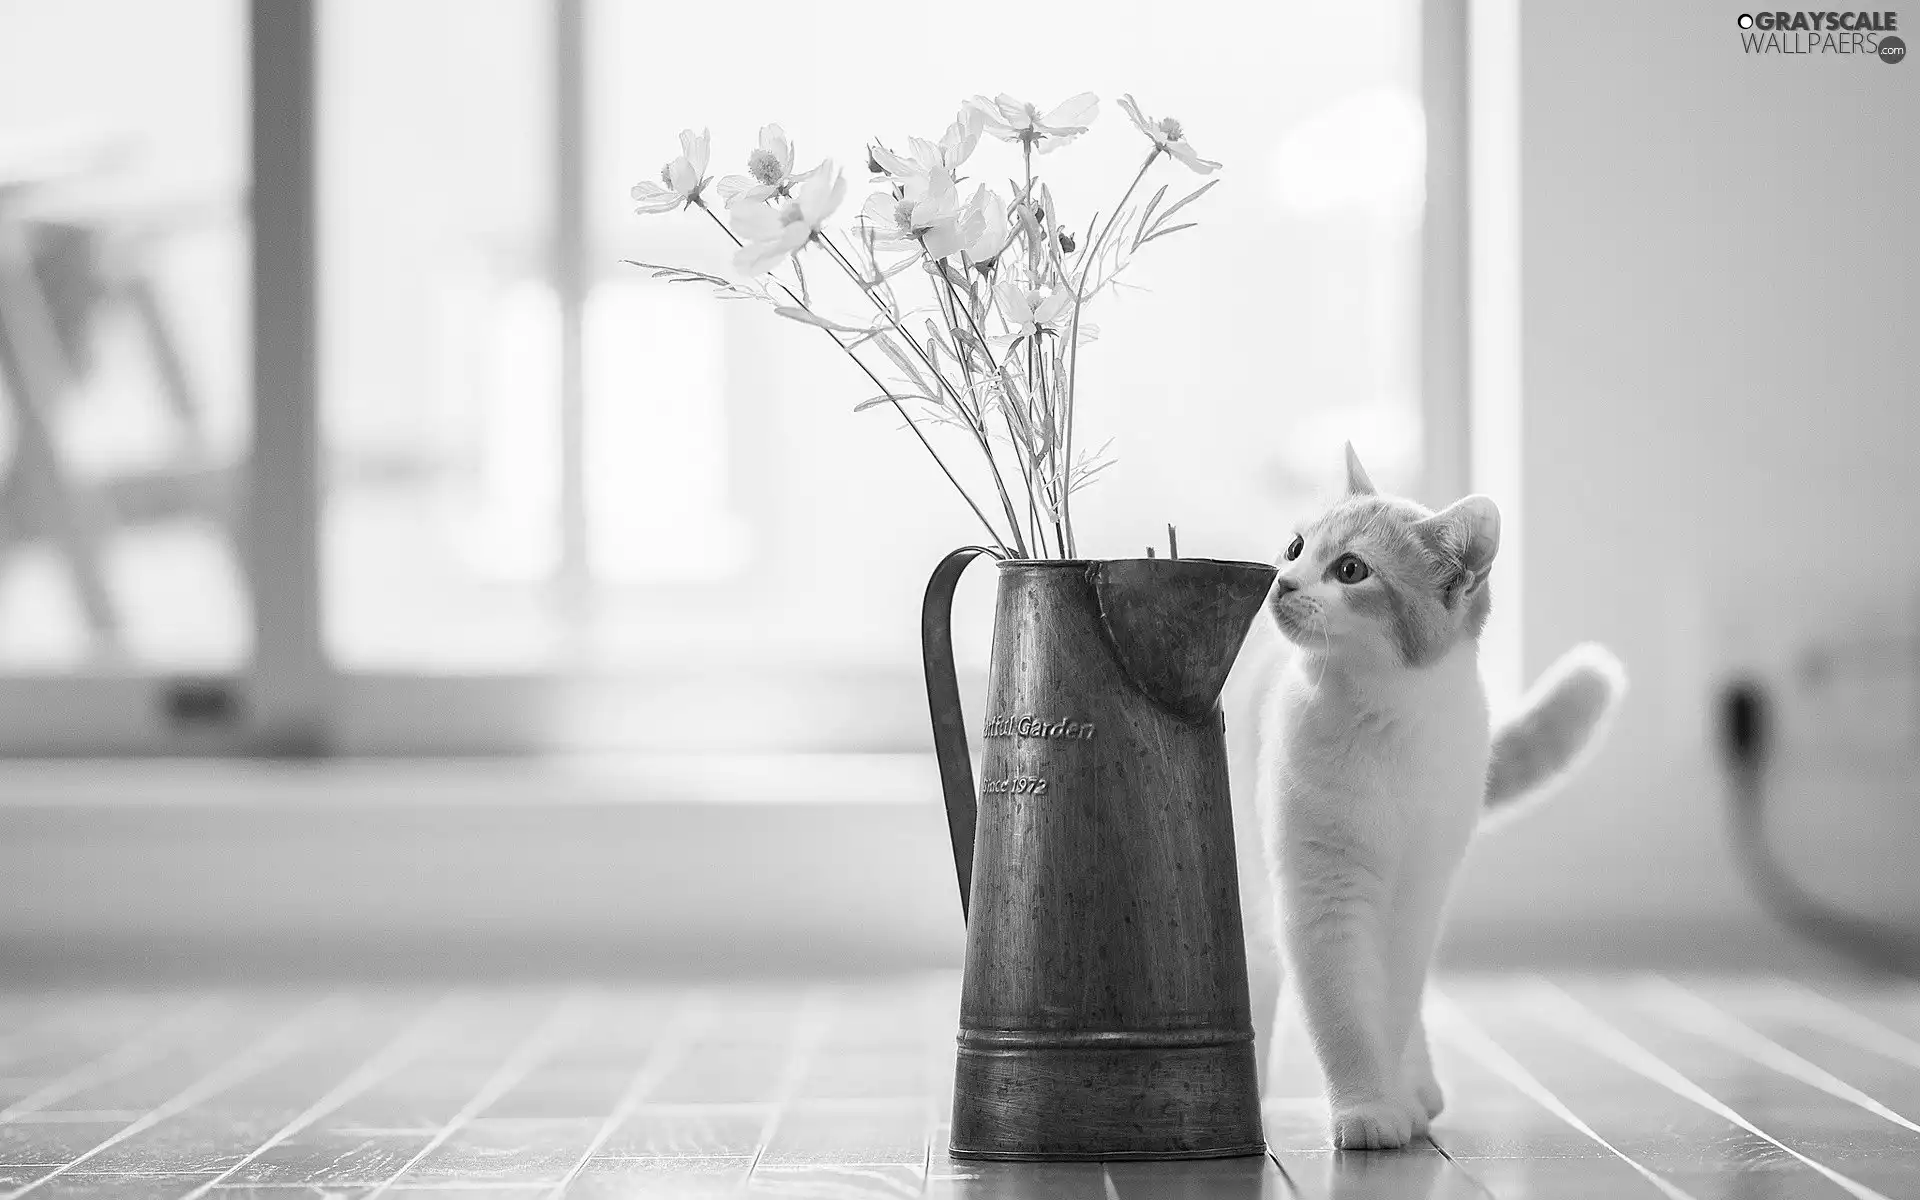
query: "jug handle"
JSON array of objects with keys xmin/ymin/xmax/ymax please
[{"xmin": 921, "ymin": 545, "xmax": 996, "ymax": 923}]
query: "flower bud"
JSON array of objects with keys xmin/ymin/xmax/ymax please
[
  {"xmin": 866, "ymin": 151, "xmax": 884, "ymax": 175},
  {"xmin": 1058, "ymin": 230, "xmax": 1076, "ymax": 254}
]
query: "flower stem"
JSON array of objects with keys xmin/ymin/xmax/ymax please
[
  {"xmin": 927, "ymin": 266, "xmax": 1034, "ymax": 559},
  {"xmin": 814, "ymin": 232, "xmax": 1032, "ymax": 558},
  {"xmin": 697, "ymin": 205, "xmax": 1011, "ymax": 555},
  {"xmin": 936, "ymin": 266, "xmax": 1044, "ymax": 553},
  {"xmin": 1060, "ymin": 147, "xmax": 1163, "ymax": 557}
]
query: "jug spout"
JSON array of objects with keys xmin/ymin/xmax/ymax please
[{"xmin": 1088, "ymin": 557, "xmax": 1277, "ymax": 721}]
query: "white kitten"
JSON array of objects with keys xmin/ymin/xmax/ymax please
[{"xmin": 1256, "ymin": 443, "xmax": 1624, "ymax": 1150}]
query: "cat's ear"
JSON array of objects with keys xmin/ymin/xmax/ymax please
[
  {"xmin": 1343, "ymin": 441, "xmax": 1377, "ymax": 495},
  {"xmin": 1417, "ymin": 495, "xmax": 1500, "ymax": 590}
]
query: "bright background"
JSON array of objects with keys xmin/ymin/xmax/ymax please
[{"xmin": 0, "ymin": 0, "xmax": 1915, "ymax": 976}]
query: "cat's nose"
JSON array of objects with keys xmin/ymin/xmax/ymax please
[{"xmin": 1271, "ymin": 579, "xmax": 1298, "ymax": 600}]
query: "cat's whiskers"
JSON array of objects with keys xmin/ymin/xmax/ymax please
[{"xmin": 1309, "ymin": 610, "xmax": 1334, "ymax": 689}]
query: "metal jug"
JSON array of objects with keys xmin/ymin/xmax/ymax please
[{"xmin": 921, "ymin": 548, "xmax": 1277, "ymax": 1160}]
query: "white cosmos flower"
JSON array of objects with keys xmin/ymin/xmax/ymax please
[
  {"xmin": 967, "ymin": 92, "xmax": 1099, "ymax": 155},
  {"xmin": 630, "ymin": 128, "xmax": 714, "ymax": 213},
  {"xmin": 717, "ymin": 124, "xmax": 816, "ymax": 207},
  {"xmin": 860, "ymin": 167, "xmax": 971, "ymax": 260},
  {"xmin": 729, "ymin": 162, "xmax": 845, "ymax": 274},
  {"xmin": 993, "ymin": 282, "xmax": 1072, "ymax": 350},
  {"xmin": 870, "ymin": 109, "xmax": 985, "ymax": 182},
  {"xmin": 1117, "ymin": 94, "xmax": 1221, "ymax": 174},
  {"xmin": 961, "ymin": 187, "xmax": 1013, "ymax": 271}
]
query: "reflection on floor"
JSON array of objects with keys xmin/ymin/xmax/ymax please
[{"xmin": 1, "ymin": 972, "xmax": 1918, "ymax": 1197}]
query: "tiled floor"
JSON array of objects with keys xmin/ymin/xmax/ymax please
[{"xmin": 1, "ymin": 973, "xmax": 1918, "ymax": 1197}]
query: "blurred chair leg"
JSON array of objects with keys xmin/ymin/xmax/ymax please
[
  {"xmin": 125, "ymin": 269, "xmax": 211, "ymax": 457},
  {"xmin": 123, "ymin": 262, "xmax": 243, "ymax": 550},
  {"xmin": 0, "ymin": 224, "xmax": 122, "ymax": 650}
]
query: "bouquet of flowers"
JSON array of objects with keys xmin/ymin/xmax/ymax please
[{"xmin": 628, "ymin": 92, "xmax": 1220, "ymax": 560}]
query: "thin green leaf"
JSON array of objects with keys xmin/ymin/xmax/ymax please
[
  {"xmin": 791, "ymin": 254, "xmax": 812, "ymax": 307},
  {"xmin": 1136, "ymin": 184, "xmax": 1169, "ymax": 235},
  {"xmin": 854, "ymin": 392, "xmax": 938, "ymax": 412},
  {"xmin": 876, "ymin": 334, "xmax": 939, "ymax": 405},
  {"xmin": 623, "ymin": 259, "xmax": 730, "ymax": 287},
  {"xmin": 773, "ymin": 306, "xmax": 879, "ymax": 334},
  {"xmin": 1153, "ymin": 178, "xmax": 1218, "ymax": 231},
  {"xmin": 1069, "ymin": 458, "xmax": 1117, "ymax": 492},
  {"xmin": 874, "ymin": 253, "xmax": 922, "ymax": 284},
  {"xmin": 1138, "ymin": 221, "xmax": 1199, "ymax": 247}
]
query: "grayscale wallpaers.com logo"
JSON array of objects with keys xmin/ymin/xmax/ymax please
[{"xmin": 1737, "ymin": 11, "xmax": 1905, "ymax": 59}]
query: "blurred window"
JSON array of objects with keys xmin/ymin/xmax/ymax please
[
  {"xmin": 0, "ymin": 0, "xmax": 1453, "ymax": 753},
  {"xmin": 322, "ymin": 0, "xmax": 1431, "ymax": 678},
  {"xmin": 0, "ymin": 0, "xmax": 248, "ymax": 669}
]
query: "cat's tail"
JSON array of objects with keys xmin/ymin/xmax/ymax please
[{"xmin": 1483, "ymin": 643, "xmax": 1627, "ymax": 823}]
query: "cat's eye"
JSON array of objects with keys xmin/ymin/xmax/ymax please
[
  {"xmin": 1332, "ymin": 554, "xmax": 1370, "ymax": 584},
  {"xmin": 1284, "ymin": 535, "xmax": 1304, "ymax": 561}
]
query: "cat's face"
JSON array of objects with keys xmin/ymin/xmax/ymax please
[{"xmin": 1266, "ymin": 444, "xmax": 1501, "ymax": 668}]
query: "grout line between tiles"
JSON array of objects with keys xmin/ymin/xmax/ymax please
[
  {"xmin": 1523, "ymin": 974, "xmax": 1895, "ymax": 1200},
  {"xmin": 919, "ymin": 1000, "xmax": 952, "ymax": 1196},
  {"xmin": 1763, "ymin": 978, "xmax": 1920, "ymax": 1070},
  {"xmin": 1264, "ymin": 1146, "xmax": 1302, "ymax": 1198},
  {"xmin": 0, "ymin": 1000, "xmax": 149, "ymax": 1072},
  {"xmin": 742, "ymin": 984, "xmax": 833, "ymax": 1183},
  {"xmin": 3, "ymin": 993, "xmax": 350, "ymax": 1200},
  {"xmin": 1426, "ymin": 987, "xmax": 1698, "ymax": 1200},
  {"xmin": 1407, "ymin": 1088, "xmax": 1498, "ymax": 1200},
  {"xmin": 359, "ymin": 988, "xmax": 593, "ymax": 1200},
  {"xmin": 0, "ymin": 996, "xmax": 229, "ymax": 1124},
  {"xmin": 176, "ymin": 990, "xmax": 464, "ymax": 1200},
  {"xmin": 539, "ymin": 989, "xmax": 702, "ymax": 1200},
  {"xmin": 1635, "ymin": 974, "xmax": 1920, "ymax": 1134}
]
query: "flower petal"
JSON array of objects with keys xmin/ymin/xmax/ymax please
[
  {"xmin": 1032, "ymin": 289, "xmax": 1072, "ymax": 325},
  {"xmin": 632, "ymin": 190, "xmax": 683, "ymax": 215},
  {"xmin": 1042, "ymin": 91, "xmax": 1100, "ymax": 130},
  {"xmin": 733, "ymin": 224, "xmax": 810, "ymax": 275},
  {"xmin": 871, "ymin": 145, "xmax": 917, "ymax": 177},
  {"xmin": 730, "ymin": 204, "xmax": 784, "ymax": 243},
  {"xmin": 964, "ymin": 95, "xmax": 1013, "ymax": 135},
  {"xmin": 908, "ymin": 136, "xmax": 943, "ymax": 170},
  {"xmin": 799, "ymin": 163, "xmax": 845, "ymax": 223},
  {"xmin": 922, "ymin": 220, "xmax": 969, "ymax": 261},
  {"xmin": 994, "ymin": 280, "xmax": 1032, "ymax": 324},
  {"xmin": 760, "ymin": 123, "xmax": 791, "ymax": 169},
  {"xmin": 1168, "ymin": 141, "xmax": 1222, "ymax": 174},
  {"xmin": 680, "ymin": 128, "xmax": 711, "ymax": 176},
  {"xmin": 861, "ymin": 191, "xmax": 900, "ymax": 224},
  {"xmin": 1117, "ymin": 94, "xmax": 1153, "ymax": 138},
  {"xmin": 990, "ymin": 93, "xmax": 1031, "ymax": 126}
]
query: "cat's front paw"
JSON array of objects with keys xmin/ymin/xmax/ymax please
[{"xmin": 1330, "ymin": 1098, "xmax": 1415, "ymax": 1150}]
